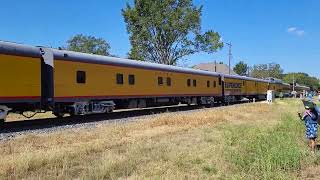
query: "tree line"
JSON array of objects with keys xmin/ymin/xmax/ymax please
[{"xmin": 233, "ymin": 61, "xmax": 320, "ymax": 90}]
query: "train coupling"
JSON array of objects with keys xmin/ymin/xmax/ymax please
[{"xmin": 0, "ymin": 106, "xmax": 11, "ymax": 120}]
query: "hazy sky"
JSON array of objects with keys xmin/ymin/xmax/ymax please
[{"xmin": 0, "ymin": 0, "xmax": 319, "ymax": 77}]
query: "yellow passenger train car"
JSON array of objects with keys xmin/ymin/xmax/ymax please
[
  {"xmin": 0, "ymin": 41, "xmax": 311, "ymax": 121},
  {"xmin": 52, "ymin": 49, "xmax": 224, "ymax": 115},
  {"xmin": 0, "ymin": 42, "xmax": 43, "ymax": 119}
]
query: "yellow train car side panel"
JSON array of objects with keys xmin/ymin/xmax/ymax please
[
  {"xmin": 0, "ymin": 54, "xmax": 41, "ymax": 100},
  {"xmin": 245, "ymin": 80, "xmax": 258, "ymax": 95},
  {"xmin": 258, "ymin": 82, "xmax": 269, "ymax": 95},
  {"xmin": 269, "ymin": 83, "xmax": 276, "ymax": 91},
  {"xmin": 54, "ymin": 60, "xmax": 221, "ymax": 99},
  {"xmin": 276, "ymin": 84, "xmax": 282, "ymax": 94}
]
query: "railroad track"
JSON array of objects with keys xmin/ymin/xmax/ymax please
[
  {"xmin": 0, "ymin": 100, "xmax": 256, "ymax": 140},
  {"xmin": 0, "ymin": 105, "xmax": 202, "ymax": 137}
]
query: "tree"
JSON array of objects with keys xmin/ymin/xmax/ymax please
[
  {"xmin": 283, "ymin": 73, "xmax": 320, "ymax": 90},
  {"xmin": 250, "ymin": 64, "xmax": 268, "ymax": 79},
  {"xmin": 122, "ymin": 0, "xmax": 223, "ymax": 65},
  {"xmin": 250, "ymin": 63, "xmax": 283, "ymax": 79},
  {"xmin": 233, "ymin": 61, "xmax": 248, "ymax": 76},
  {"xmin": 66, "ymin": 34, "xmax": 111, "ymax": 56},
  {"xmin": 268, "ymin": 63, "xmax": 284, "ymax": 79}
]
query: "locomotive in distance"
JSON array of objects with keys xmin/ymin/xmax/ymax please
[{"xmin": 0, "ymin": 41, "xmax": 309, "ymax": 122}]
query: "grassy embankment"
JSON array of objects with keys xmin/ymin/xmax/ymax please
[{"xmin": 0, "ymin": 99, "xmax": 319, "ymax": 179}]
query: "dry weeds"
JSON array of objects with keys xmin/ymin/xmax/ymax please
[
  {"xmin": 6, "ymin": 112, "xmax": 55, "ymax": 122},
  {"xmin": 0, "ymin": 100, "xmax": 308, "ymax": 179}
]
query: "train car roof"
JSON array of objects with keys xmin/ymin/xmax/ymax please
[
  {"xmin": 50, "ymin": 48, "xmax": 271, "ymax": 83},
  {"xmin": 0, "ymin": 40, "xmax": 219, "ymax": 77},
  {"xmin": 0, "ymin": 40, "xmax": 275, "ymax": 83},
  {"xmin": 50, "ymin": 48, "xmax": 224, "ymax": 77},
  {"xmin": 0, "ymin": 40, "xmax": 41, "ymax": 58},
  {"xmin": 53, "ymin": 49, "xmax": 272, "ymax": 83},
  {"xmin": 296, "ymin": 84, "xmax": 310, "ymax": 89},
  {"xmin": 222, "ymin": 74, "xmax": 269, "ymax": 83}
]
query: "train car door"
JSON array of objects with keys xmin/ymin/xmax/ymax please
[
  {"xmin": 40, "ymin": 48, "xmax": 54, "ymax": 109},
  {"xmin": 219, "ymin": 75, "xmax": 225, "ymax": 98}
]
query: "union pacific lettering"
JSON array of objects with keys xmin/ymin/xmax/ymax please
[{"xmin": 224, "ymin": 82, "xmax": 242, "ymax": 89}]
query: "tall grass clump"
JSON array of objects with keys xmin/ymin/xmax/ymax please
[{"xmin": 224, "ymin": 113, "xmax": 307, "ymax": 179}]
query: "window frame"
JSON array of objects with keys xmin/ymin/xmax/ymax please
[
  {"xmin": 128, "ymin": 74, "xmax": 135, "ymax": 85},
  {"xmin": 76, "ymin": 71, "xmax": 86, "ymax": 84},
  {"xmin": 187, "ymin": 79, "xmax": 191, "ymax": 87},
  {"xmin": 166, "ymin": 77, "xmax": 171, "ymax": 86},
  {"xmin": 193, "ymin": 79, "xmax": 197, "ymax": 87},
  {"xmin": 158, "ymin": 77, "xmax": 163, "ymax": 86},
  {"xmin": 207, "ymin": 80, "xmax": 210, "ymax": 87},
  {"xmin": 116, "ymin": 73, "xmax": 124, "ymax": 85}
]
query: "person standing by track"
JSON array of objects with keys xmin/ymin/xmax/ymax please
[{"xmin": 299, "ymin": 102, "xmax": 319, "ymax": 152}]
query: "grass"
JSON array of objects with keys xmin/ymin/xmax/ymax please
[
  {"xmin": 0, "ymin": 99, "xmax": 319, "ymax": 179},
  {"xmin": 222, "ymin": 113, "xmax": 306, "ymax": 179}
]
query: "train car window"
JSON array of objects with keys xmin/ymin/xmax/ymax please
[
  {"xmin": 116, "ymin": 73, "xmax": 124, "ymax": 84},
  {"xmin": 213, "ymin": 81, "xmax": 216, "ymax": 88},
  {"xmin": 207, "ymin": 81, "xmax": 210, "ymax": 87},
  {"xmin": 158, "ymin": 77, "xmax": 163, "ymax": 86},
  {"xmin": 187, "ymin": 79, "xmax": 191, "ymax": 87},
  {"xmin": 193, "ymin": 79, "xmax": 197, "ymax": 87},
  {"xmin": 167, "ymin": 77, "xmax": 171, "ymax": 86},
  {"xmin": 77, "ymin": 71, "xmax": 86, "ymax": 84},
  {"xmin": 243, "ymin": 81, "xmax": 245, "ymax": 86},
  {"xmin": 128, "ymin": 74, "xmax": 135, "ymax": 85},
  {"xmin": 218, "ymin": 78, "xmax": 222, "ymax": 85}
]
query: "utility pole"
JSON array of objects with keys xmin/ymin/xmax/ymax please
[
  {"xmin": 225, "ymin": 42, "xmax": 232, "ymax": 74},
  {"xmin": 292, "ymin": 73, "xmax": 296, "ymax": 98},
  {"xmin": 214, "ymin": 60, "xmax": 217, "ymax": 72},
  {"xmin": 292, "ymin": 73, "xmax": 295, "ymax": 91}
]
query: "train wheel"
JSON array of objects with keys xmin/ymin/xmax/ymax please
[
  {"xmin": 210, "ymin": 101, "xmax": 215, "ymax": 107},
  {"xmin": 205, "ymin": 101, "xmax": 215, "ymax": 108},
  {"xmin": 106, "ymin": 109, "xmax": 113, "ymax": 113}
]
